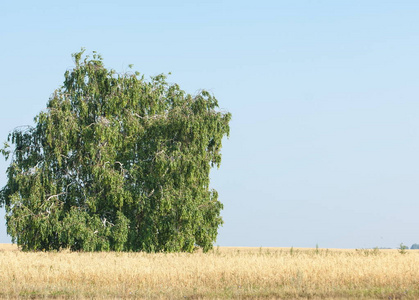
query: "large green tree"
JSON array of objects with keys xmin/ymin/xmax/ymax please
[{"xmin": 0, "ymin": 50, "xmax": 231, "ymax": 252}]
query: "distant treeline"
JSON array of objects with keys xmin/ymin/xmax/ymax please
[{"xmin": 376, "ymin": 244, "xmax": 419, "ymax": 250}]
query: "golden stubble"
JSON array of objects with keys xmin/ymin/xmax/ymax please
[{"xmin": 0, "ymin": 244, "xmax": 418, "ymax": 299}]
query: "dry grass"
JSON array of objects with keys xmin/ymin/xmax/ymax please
[{"xmin": 0, "ymin": 244, "xmax": 419, "ymax": 299}]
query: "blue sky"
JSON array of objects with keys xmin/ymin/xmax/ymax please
[{"xmin": 1, "ymin": 0, "xmax": 419, "ymax": 248}]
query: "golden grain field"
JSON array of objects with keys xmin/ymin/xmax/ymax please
[{"xmin": 0, "ymin": 244, "xmax": 418, "ymax": 299}]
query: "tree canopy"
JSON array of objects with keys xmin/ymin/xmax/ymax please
[
  {"xmin": 411, "ymin": 244, "xmax": 419, "ymax": 250},
  {"xmin": 0, "ymin": 50, "xmax": 231, "ymax": 252}
]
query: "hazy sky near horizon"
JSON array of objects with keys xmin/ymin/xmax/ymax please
[{"xmin": 1, "ymin": 0, "xmax": 419, "ymax": 249}]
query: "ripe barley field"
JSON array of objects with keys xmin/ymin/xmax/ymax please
[{"xmin": 0, "ymin": 244, "xmax": 419, "ymax": 299}]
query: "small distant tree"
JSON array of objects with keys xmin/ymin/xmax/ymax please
[
  {"xmin": 0, "ymin": 49, "xmax": 231, "ymax": 252},
  {"xmin": 398, "ymin": 243, "xmax": 408, "ymax": 254},
  {"xmin": 411, "ymin": 244, "xmax": 419, "ymax": 250}
]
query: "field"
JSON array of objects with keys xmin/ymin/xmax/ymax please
[{"xmin": 0, "ymin": 244, "xmax": 419, "ymax": 299}]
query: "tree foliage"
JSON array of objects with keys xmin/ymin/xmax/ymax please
[
  {"xmin": 411, "ymin": 244, "xmax": 419, "ymax": 250},
  {"xmin": 0, "ymin": 50, "xmax": 231, "ymax": 252}
]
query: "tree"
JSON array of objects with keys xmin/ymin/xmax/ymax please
[
  {"xmin": 411, "ymin": 244, "xmax": 419, "ymax": 250},
  {"xmin": 0, "ymin": 49, "xmax": 231, "ymax": 252}
]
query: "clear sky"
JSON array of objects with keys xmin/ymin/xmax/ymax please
[{"xmin": 1, "ymin": 0, "xmax": 419, "ymax": 249}]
